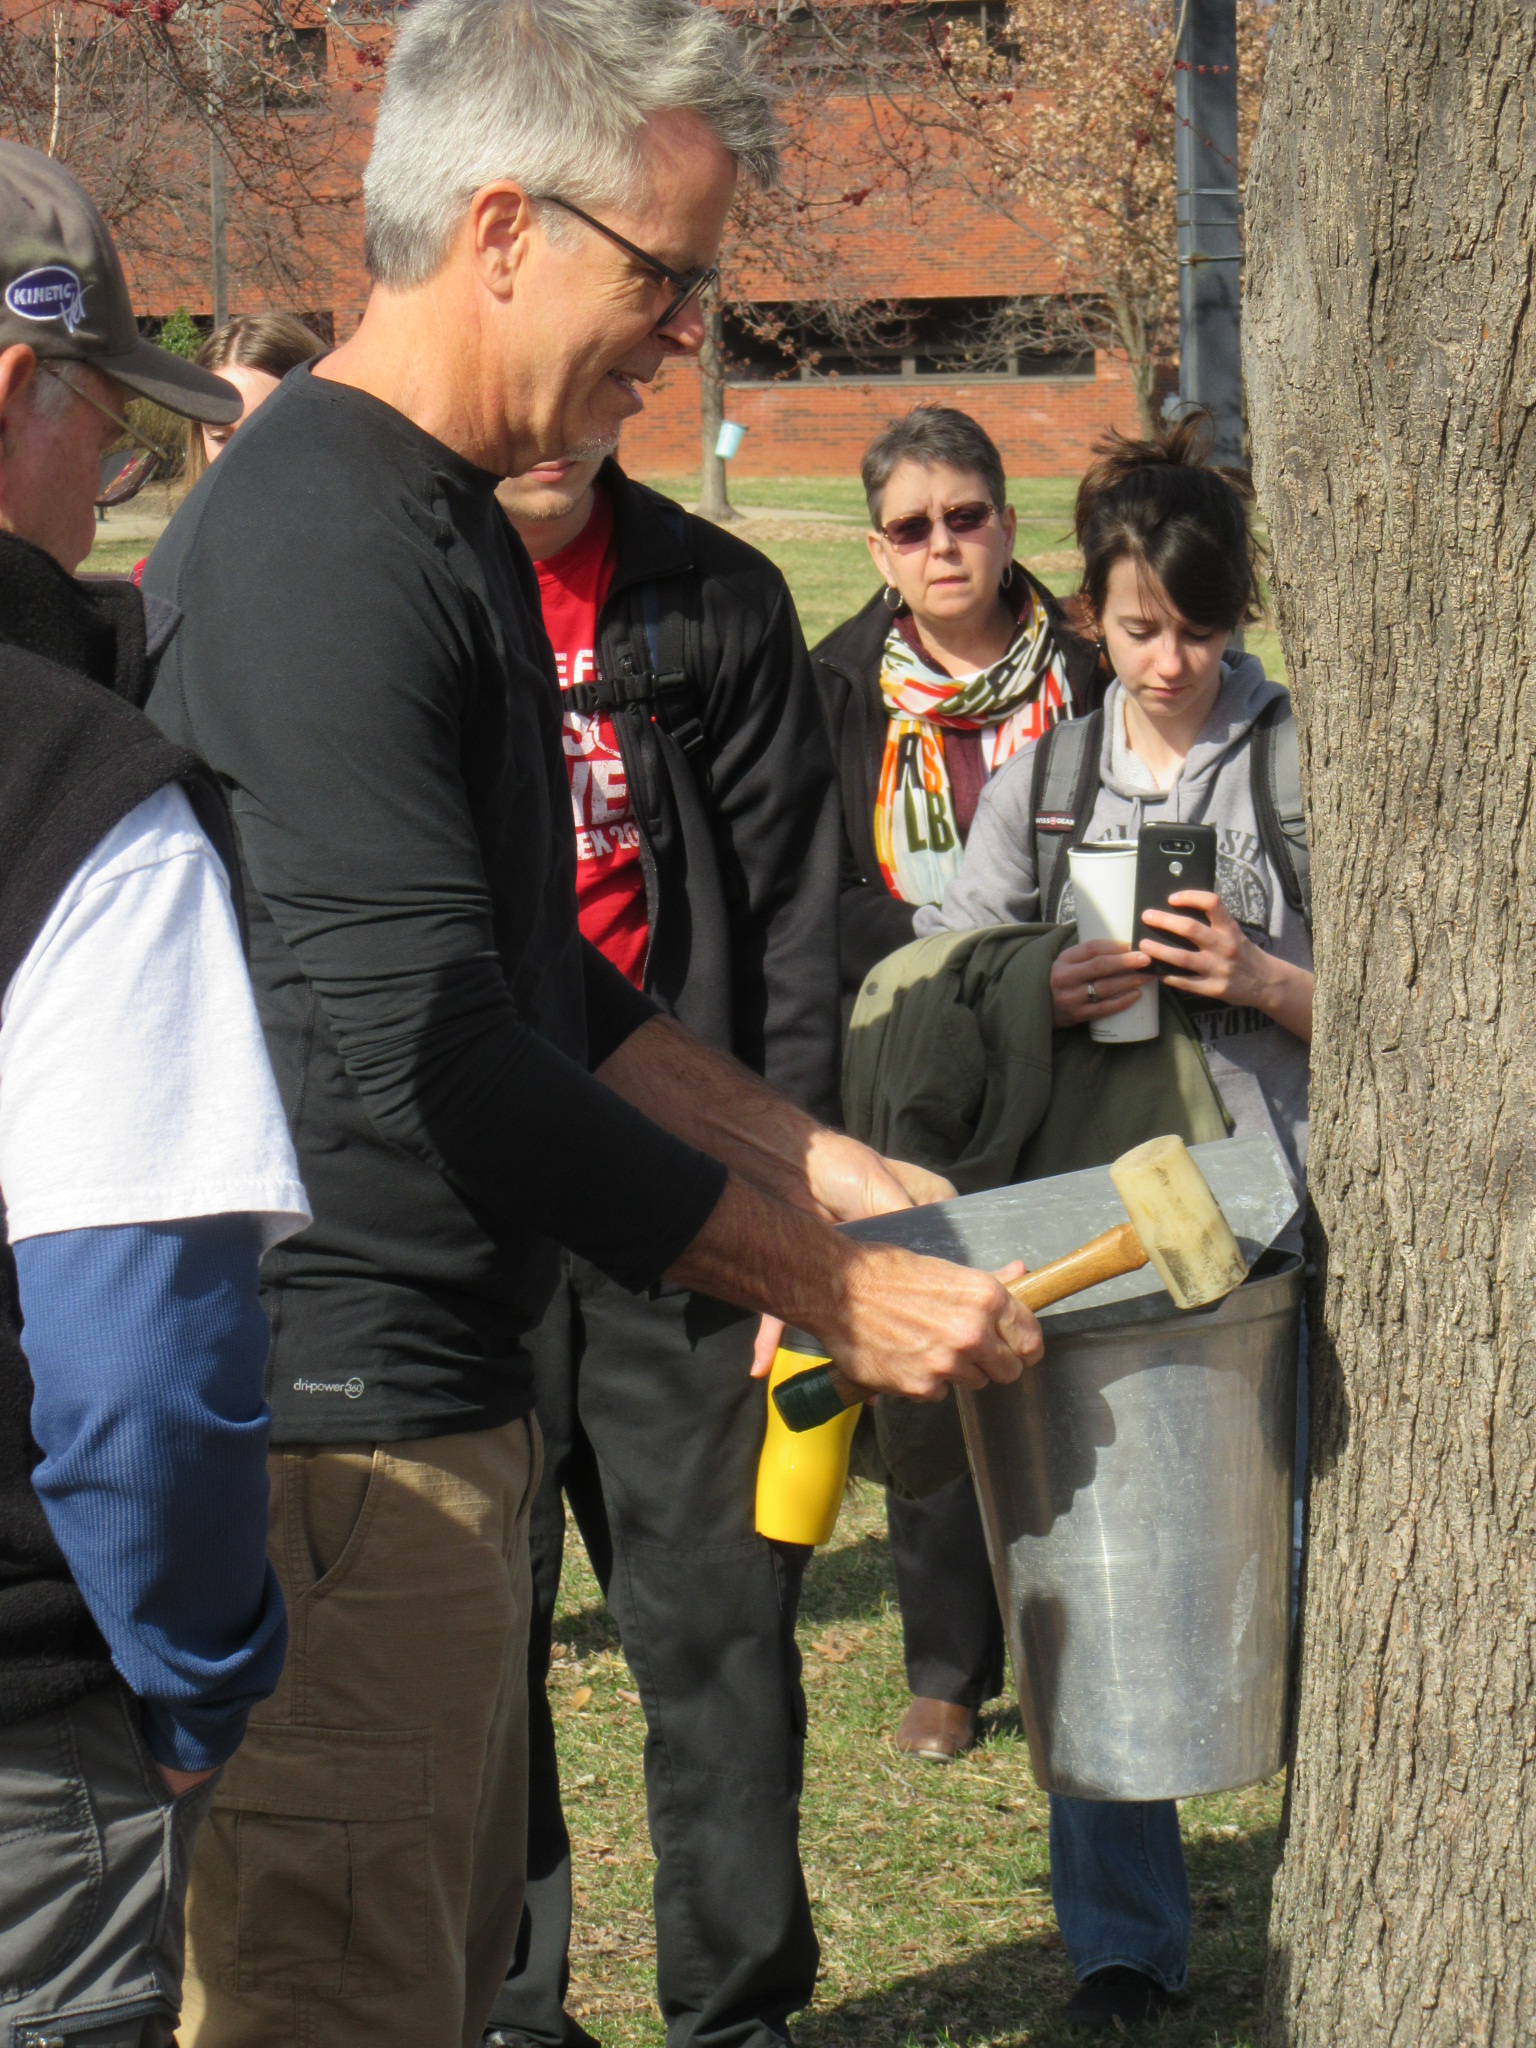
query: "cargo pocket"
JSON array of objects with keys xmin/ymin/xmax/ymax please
[
  {"xmin": 0, "ymin": 1708, "xmax": 103, "ymax": 1997},
  {"xmin": 12, "ymin": 1994, "xmax": 176, "ymax": 2046},
  {"xmin": 202, "ymin": 1724, "xmax": 431, "ymax": 1998}
]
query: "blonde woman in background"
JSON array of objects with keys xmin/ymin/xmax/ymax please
[
  {"xmin": 130, "ymin": 314, "xmax": 325, "ymax": 584},
  {"xmin": 183, "ymin": 312, "xmax": 326, "ymax": 481}
]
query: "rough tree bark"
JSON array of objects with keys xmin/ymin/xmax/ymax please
[
  {"xmin": 1245, "ymin": 5, "xmax": 1536, "ymax": 2044},
  {"xmin": 697, "ymin": 300, "xmax": 735, "ymax": 524}
]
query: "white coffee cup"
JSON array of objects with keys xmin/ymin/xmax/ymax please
[{"xmin": 1067, "ymin": 841, "xmax": 1160, "ymax": 1044}]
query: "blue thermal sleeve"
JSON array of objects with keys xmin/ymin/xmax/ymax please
[{"xmin": 15, "ymin": 1218, "xmax": 288, "ymax": 1771}]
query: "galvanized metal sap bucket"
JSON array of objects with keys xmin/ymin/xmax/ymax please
[{"xmin": 958, "ymin": 1254, "xmax": 1303, "ymax": 1802}]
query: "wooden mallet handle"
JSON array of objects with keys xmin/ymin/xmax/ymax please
[
  {"xmin": 772, "ymin": 1222, "xmax": 1151, "ymax": 1432},
  {"xmin": 1004, "ymin": 1221, "xmax": 1147, "ymax": 1311}
]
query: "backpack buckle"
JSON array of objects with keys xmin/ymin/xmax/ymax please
[{"xmin": 651, "ymin": 669, "xmax": 707, "ymax": 762}]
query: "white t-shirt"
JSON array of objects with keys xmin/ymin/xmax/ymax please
[{"xmin": 0, "ymin": 784, "xmax": 310, "ymax": 1251}]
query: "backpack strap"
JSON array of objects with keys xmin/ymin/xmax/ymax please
[
  {"xmin": 571, "ymin": 493, "xmax": 711, "ymax": 775},
  {"xmin": 564, "ymin": 622, "xmax": 705, "ymax": 771},
  {"xmin": 1249, "ymin": 694, "xmax": 1311, "ymax": 936},
  {"xmin": 637, "ymin": 578, "xmax": 707, "ymax": 768},
  {"xmin": 1029, "ymin": 709, "xmax": 1103, "ymax": 921}
]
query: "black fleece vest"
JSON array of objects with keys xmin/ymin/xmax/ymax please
[{"xmin": 0, "ymin": 544, "xmax": 229, "ymax": 1728}]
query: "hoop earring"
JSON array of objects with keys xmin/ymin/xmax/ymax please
[
  {"xmin": 1000, "ymin": 562, "xmax": 1015, "ymax": 591},
  {"xmin": 882, "ymin": 584, "xmax": 903, "ymax": 612}
]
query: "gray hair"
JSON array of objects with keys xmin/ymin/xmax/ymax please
[
  {"xmin": 363, "ymin": 0, "xmax": 779, "ymax": 288},
  {"xmin": 861, "ymin": 405, "xmax": 1008, "ymax": 526},
  {"xmin": 23, "ymin": 363, "xmax": 78, "ymax": 422}
]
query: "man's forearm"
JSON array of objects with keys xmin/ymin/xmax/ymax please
[
  {"xmin": 17, "ymin": 1219, "xmax": 289, "ymax": 1773},
  {"xmin": 666, "ymin": 1174, "xmax": 844, "ymax": 1322},
  {"xmin": 595, "ymin": 1014, "xmax": 828, "ymax": 1215},
  {"xmin": 604, "ymin": 1016, "xmax": 1043, "ymax": 1402}
]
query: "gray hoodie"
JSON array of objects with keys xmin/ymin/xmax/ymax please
[{"xmin": 915, "ymin": 656, "xmax": 1312, "ymax": 1236}]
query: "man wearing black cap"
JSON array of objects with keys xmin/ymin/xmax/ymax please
[{"xmin": 0, "ymin": 140, "xmax": 312, "ymax": 2047}]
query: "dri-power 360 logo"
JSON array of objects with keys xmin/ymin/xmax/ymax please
[
  {"xmin": 5, "ymin": 265, "xmax": 87, "ymax": 332},
  {"xmin": 293, "ymin": 1375, "xmax": 366, "ymax": 1400}
]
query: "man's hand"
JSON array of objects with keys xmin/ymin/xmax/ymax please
[
  {"xmin": 754, "ymin": 1141, "xmax": 954, "ymax": 1372},
  {"xmin": 802, "ymin": 1130, "xmax": 954, "ymax": 1224},
  {"xmin": 158, "ymin": 1762, "xmax": 218, "ymax": 1798},
  {"xmin": 672, "ymin": 1178, "xmax": 1041, "ymax": 1405},
  {"xmin": 822, "ymin": 1243, "xmax": 1039, "ymax": 1401},
  {"xmin": 601, "ymin": 1014, "xmax": 1033, "ymax": 1402}
]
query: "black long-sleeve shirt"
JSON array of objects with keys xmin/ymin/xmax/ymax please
[{"xmin": 144, "ymin": 369, "xmax": 726, "ymax": 1444}]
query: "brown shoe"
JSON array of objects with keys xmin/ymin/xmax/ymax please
[{"xmin": 895, "ymin": 1696, "xmax": 977, "ymax": 1761}]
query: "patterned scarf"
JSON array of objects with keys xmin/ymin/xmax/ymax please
[{"xmin": 874, "ymin": 584, "xmax": 1072, "ymax": 904}]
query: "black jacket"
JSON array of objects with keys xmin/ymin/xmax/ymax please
[
  {"xmin": 586, "ymin": 462, "xmax": 842, "ymax": 1122},
  {"xmin": 811, "ymin": 571, "xmax": 1104, "ymax": 998},
  {"xmin": 0, "ymin": 533, "xmax": 229, "ymax": 1727}
]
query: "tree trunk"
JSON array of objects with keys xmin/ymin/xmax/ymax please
[
  {"xmin": 1245, "ymin": 6, "xmax": 1536, "ymax": 2044},
  {"xmin": 206, "ymin": 2, "xmax": 228, "ymax": 326},
  {"xmin": 697, "ymin": 301, "xmax": 735, "ymax": 524},
  {"xmin": 1108, "ymin": 291, "xmax": 1157, "ymax": 435},
  {"xmin": 700, "ymin": 305, "xmax": 741, "ymax": 532}
]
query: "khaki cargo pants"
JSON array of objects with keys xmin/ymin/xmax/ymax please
[{"xmin": 180, "ymin": 1415, "xmax": 540, "ymax": 2048}]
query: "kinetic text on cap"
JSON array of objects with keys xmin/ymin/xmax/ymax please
[{"xmin": 5, "ymin": 265, "xmax": 87, "ymax": 333}]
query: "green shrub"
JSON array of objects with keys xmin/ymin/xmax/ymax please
[{"xmin": 156, "ymin": 307, "xmax": 203, "ymax": 360}]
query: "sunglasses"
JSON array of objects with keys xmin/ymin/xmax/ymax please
[
  {"xmin": 879, "ymin": 500, "xmax": 997, "ymax": 551},
  {"xmin": 533, "ymin": 195, "xmax": 719, "ymax": 329},
  {"xmin": 41, "ymin": 363, "xmax": 174, "ymax": 507}
]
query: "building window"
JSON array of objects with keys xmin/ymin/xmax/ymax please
[
  {"xmin": 251, "ymin": 22, "xmax": 328, "ymax": 105},
  {"xmin": 723, "ymin": 299, "xmax": 1093, "ymax": 382}
]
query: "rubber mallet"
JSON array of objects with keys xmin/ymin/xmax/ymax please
[{"xmin": 773, "ymin": 1133, "xmax": 1252, "ymax": 1432}]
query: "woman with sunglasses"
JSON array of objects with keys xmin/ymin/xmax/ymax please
[
  {"xmin": 814, "ymin": 405, "xmax": 1103, "ymax": 1007},
  {"xmin": 810, "ymin": 405, "xmax": 1103, "ymax": 1765}
]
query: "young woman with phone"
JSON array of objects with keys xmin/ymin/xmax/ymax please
[{"xmin": 917, "ymin": 412, "xmax": 1314, "ymax": 2033}]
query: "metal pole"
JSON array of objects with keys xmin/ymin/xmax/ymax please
[
  {"xmin": 1175, "ymin": 0, "xmax": 1242, "ymax": 468},
  {"xmin": 208, "ymin": 4, "xmax": 229, "ymax": 327}
]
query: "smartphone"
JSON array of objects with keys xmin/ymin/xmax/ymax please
[{"xmin": 1133, "ymin": 823, "xmax": 1218, "ymax": 976}]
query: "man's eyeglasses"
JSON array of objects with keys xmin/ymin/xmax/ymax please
[
  {"xmin": 40, "ymin": 362, "xmax": 174, "ymax": 508},
  {"xmin": 533, "ymin": 195, "xmax": 719, "ymax": 329},
  {"xmin": 879, "ymin": 501, "xmax": 997, "ymax": 552}
]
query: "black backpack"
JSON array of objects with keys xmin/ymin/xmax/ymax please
[
  {"xmin": 560, "ymin": 495, "xmax": 711, "ymax": 779},
  {"xmin": 1029, "ymin": 694, "xmax": 1311, "ymax": 934}
]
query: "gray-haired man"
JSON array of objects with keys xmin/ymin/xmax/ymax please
[{"xmin": 142, "ymin": 5, "xmax": 1043, "ymax": 2046}]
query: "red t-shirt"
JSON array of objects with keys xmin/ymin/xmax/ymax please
[{"xmin": 533, "ymin": 488, "xmax": 651, "ymax": 985}]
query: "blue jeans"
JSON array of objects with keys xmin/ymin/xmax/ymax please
[
  {"xmin": 1049, "ymin": 1795, "xmax": 1191, "ymax": 1990},
  {"xmin": 1048, "ymin": 1306, "xmax": 1310, "ymax": 1990}
]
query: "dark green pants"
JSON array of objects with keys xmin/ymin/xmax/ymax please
[{"xmin": 484, "ymin": 1258, "xmax": 816, "ymax": 2048}]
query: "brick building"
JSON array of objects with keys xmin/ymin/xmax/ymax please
[
  {"xmin": 13, "ymin": 0, "xmax": 1143, "ymax": 474},
  {"xmin": 621, "ymin": 72, "xmax": 1142, "ymax": 479}
]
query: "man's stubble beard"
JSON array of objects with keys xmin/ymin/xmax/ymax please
[{"xmin": 559, "ymin": 428, "xmax": 620, "ymax": 464}]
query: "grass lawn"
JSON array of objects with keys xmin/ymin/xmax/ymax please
[
  {"xmin": 552, "ymin": 1482, "xmax": 1281, "ymax": 2046},
  {"xmin": 637, "ymin": 476, "xmax": 1285, "ymax": 681},
  {"xmin": 85, "ymin": 535, "xmax": 152, "ymax": 577}
]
